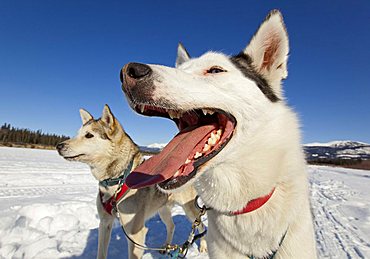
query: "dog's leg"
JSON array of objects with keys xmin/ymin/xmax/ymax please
[
  {"xmin": 158, "ymin": 205, "xmax": 175, "ymax": 246},
  {"xmin": 97, "ymin": 213, "xmax": 115, "ymax": 259},
  {"xmin": 97, "ymin": 198, "xmax": 115, "ymax": 259},
  {"xmin": 130, "ymin": 226, "xmax": 148, "ymax": 259},
  {"xmin": 197, "ymin": 222, "xmax": 208, "ymax": 253},
  {"xmin": 121, "ymin": 214, "xmax": 147, "ymax": 259},
  {"xmin": 181, "ymin": 200, "xmax": 208, "ymax": 253}
]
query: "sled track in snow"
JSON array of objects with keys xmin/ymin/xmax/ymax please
[
  {"xmin": 310, "ymin": 168, "xmax": 370, "ymax": 258},
  {"xmin": 0, "ymin": 184, "xmax": 96, "ymax": 199}
]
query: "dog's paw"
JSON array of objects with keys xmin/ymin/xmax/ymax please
[{"xmin": 199, "ymin": 240, "xmax": 208, "ymax": 253}]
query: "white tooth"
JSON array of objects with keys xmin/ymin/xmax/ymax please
[
  {"xmin": 168, "ymin": 110, "xmax": 180, "ymax": 119},
  {"xmin": 168, "ymin": 110, "xmax": 175, "ymax": 119},
  {"xmin": 185, "ymin": 158, "xmax": 191, "ymax": 164},
  {"xmin": 194, "ymin": 152, "xmax": 202, "ymax": 159},
  {"xmin": 207, "ymin": 135, "xmax": 216, "ymax": 145},
  {"xmin": 140, "ymin": 105, "xmax": 145, "ymax": 113},
  {"xmin": 213, "ymin": 131, "xmax": 221, "ymax": 140},
  {"xmin": 202, "ymin": 109, "xmax": 215, "ymax": 115},
  {"xmin": 217, "ymin": 129, "xmax": 223, "ymax": 136},
  {"xmin": 211, "ymin": 135, "xmax": 218, "ymax": 145},
  {"xmin": 203, "ymin": 143, "xmax": 210, "ymax": 152},
  {"xmin": 174, "ymin": 170, "xmax": 180, "ymax": 177}
]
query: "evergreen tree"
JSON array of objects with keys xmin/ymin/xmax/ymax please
[{"xmin": 0, "ymin": 122, "xmax": 69, "ymax": 147}]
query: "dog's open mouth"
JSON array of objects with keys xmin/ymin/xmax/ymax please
[{"xmin": 126, "ymin": 104, "xmax": 236, "ymax": 190}]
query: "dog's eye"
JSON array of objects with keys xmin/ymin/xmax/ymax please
[
  {"xmin": 206, "ymin": 66, "xmax": 227, "ymax": 74},
  {"xmin": 85, "ymin": 133, "xmax": 94, "ymax": 138}
]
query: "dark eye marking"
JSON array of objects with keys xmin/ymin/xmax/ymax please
[
  {"xmin": 206, "ymin": 66, "xmax": 227, "ymax": 74},
  {"xmin": 85, "ymin": 132, "xmax": 94, "ymax": 138},
  {"xmin": 102, "ymin": 133, "xmax": 110, "ymax": 140}
]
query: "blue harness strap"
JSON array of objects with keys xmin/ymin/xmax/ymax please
[{"xmin": 99, "ymin": 159, "xmax": 134, "ymax": 188}]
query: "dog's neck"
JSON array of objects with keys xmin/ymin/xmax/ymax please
[{"xmin": 91, "ymin": 136, "xmax": 142, "ymax": 183}]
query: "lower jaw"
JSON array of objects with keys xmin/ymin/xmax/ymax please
[
  {"xmin": 64, "ymin": 155, "xmax": 84, "ymax": 161},
  {"xmin": 158, "ymin": 168, "xmax": 199, "ymax": 191},
  {"xmin": 65, "ymin": 158, "xmax": 78, "ymax": 161},
  {"xmin": 158, "ymin": 131, "xmax": 233, "ymax": 191}
]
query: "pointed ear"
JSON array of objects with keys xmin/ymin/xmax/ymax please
[
  {"xmin": 102, "ymin": 104, "xmax": 115, "ymax": 127},
  {"xmin": 79, "ymin": 109, "xmax": 93, "ymax": 124},
  {"xmin": 101, "ymin": 104, "xmax": 117, "ymax": 136},
  {"xmin": 244, "ymin": 10, "xmax": 289, "ymax": 96},
  {"xmin": 176, "ymin": 42, "xmax": 191, "ymax": 67}
]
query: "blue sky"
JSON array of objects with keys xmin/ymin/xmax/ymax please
[{"xmin": 0, "ymin": 1, "xmax": 369, "ymax": 145}]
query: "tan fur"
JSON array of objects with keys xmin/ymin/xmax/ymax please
[{"xmin": 57, "ymin": 105, "xmax": 207, "ymax": 259}]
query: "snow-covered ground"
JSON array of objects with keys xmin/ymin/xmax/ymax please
[
  {"xmin": 310, "ymin": 166, "xmax": 370, "ymax": 258},
  {"xmin": 0, "ymin": 147, "xmax": 369, "ymax": 258}
]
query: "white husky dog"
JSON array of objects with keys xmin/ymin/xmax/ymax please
[
  {"xmin": 120, "ymin": 10, "xmax": 316, "ymax": 259},
  {"xmin": 57, "ymin": 105, "xmax": 207, "ymax": 259}
]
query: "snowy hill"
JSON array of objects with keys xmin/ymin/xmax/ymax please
[
  {"xmin": 139, "ymin": 143, "xmax": 166, "ymax": 154},
  {"xmin": 304, "ymin": 140, "xmax": 370, "ymax": 161},
  {"xmin": 305, "ymin": 140, "xmax": 369, "ymax": 148},
  {"xmin": 0, "ymin": 147, "xmax": 369, "ymax": 258},
  {"xmin": 146, "ymin": 143, "xmax": 167, "ymax": 149}
]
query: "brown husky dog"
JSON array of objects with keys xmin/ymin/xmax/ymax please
[{"xmin": 57, "ymin": 105, "xmax": 207, "ymax": 259}]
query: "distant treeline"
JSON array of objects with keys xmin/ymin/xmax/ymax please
[
  {"xmin": 308, "ymin": 158, "xmax": 370, "ymax": 170},
  {"xmin": 0, "ymin": 123, "xmax": 69, "ymax": 148},
  {"xmin": 307, "ymin": 158, "xmax": 363, "ymax": 166}
]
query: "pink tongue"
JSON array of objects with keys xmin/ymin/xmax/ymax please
[{"xmin": 126, "ymin": 124, "xmax": 216, "ymax": 189}]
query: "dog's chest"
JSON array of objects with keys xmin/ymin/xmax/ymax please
[{"xmin": 208, "ymin": 210, "xmax": 284, "ymax": 258}]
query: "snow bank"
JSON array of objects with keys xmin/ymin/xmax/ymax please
[
  {"xmin": 0, "ymin": 202, "xmax": 98, "ymax": 259},
  {"xmin": 0, "ymin": 147, "xmax": 206, "ymax": 259},
  {"xmin": 1, "ymin": 147, "xmax": 369, "ymax": 258}
]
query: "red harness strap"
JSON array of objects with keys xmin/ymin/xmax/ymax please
[
  {"xmin": 99, "ymin": 183, "xmax": 130, "ymax": 215},
  {"xmin": 231, "ymin": 188, "xmax": 275, "ymax": 215}
]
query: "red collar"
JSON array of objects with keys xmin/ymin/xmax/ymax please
[
  {"xmin": 99, "ymin": 183, "xmax": 130, "ymax": 215},
  {"xmin": 231, "ymin": 188, "xmax": 275, "ymax": 215}
]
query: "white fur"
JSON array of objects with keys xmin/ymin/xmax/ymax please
[{"xmin": 131, "ymin": 10, "xmax": 316, "ymax": 259}]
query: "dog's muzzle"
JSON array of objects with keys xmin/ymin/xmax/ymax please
[
  {"xmin": 120, "ymin": 62, "xmax": 152, "ymax": 90},
  {"xmin": 56, "ymin": 142, "xmax": 65, "ymax": 151}
]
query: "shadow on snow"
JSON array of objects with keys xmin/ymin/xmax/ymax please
[{"xmin": 66, "ymin": 214, "xmax": 195, "ymax": 259}]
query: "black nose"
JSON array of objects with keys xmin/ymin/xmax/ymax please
[
  {"xmin": 123, "ymin": 62, "xmax": 152, "ymax": 81},
  {"xmin": 56, "ymin": 142, "xmax": 65, "ymax": 150}
]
